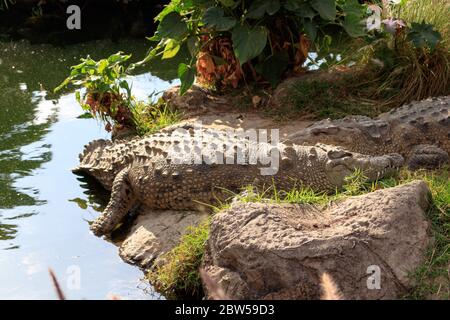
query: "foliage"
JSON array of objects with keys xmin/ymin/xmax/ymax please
[
  {"xmin": 390, "ymin": 0, "xmax": 449, "ymax": 45},
  {"xmin": 131, "ymin": 99, "xmax": 182, "ymax": 136},
  {"xmin": 148, "ymin": 219, "xmax": 210, "ymax": 300},
  {"xmin": 346, "ymin": 0, "xmax": 449, "ymax": 108},
  {"xmin": 142, "ymin": 0, "xmax": 370, "ymax": 94},
  {"xmin": 54, "ymin": 52, "xmax": 135, "ymax": 131},
  {"xmin": 407, "ymin": 21, "xmax": 442, "ymax": 50}
]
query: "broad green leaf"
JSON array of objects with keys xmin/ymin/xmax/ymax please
[
  {"xmin": 283, "ymin": 0, "xmax": 301, "ymax": 11},
  {"xmin": 107, "ymin": 52, "xmax": 131, "ymax": 64},
  {"xmin": 192, "ymin": 0, "xmax": 214, "ymax": 7},
  {"xmin": 162, "ymin": 39, "xmax": 181, "ymax": 59},
  {"xmin": 202, "ymin": 7, "xmax": 237, "ymax": 31},
  {"xmin": 247, "ymin": 0, "xmax": 280, "ymax": 19},
  {"xmin": 343, "ymin": 0, "xmax": 365, "ymax": 16},
  {"xmin": 284, "ymin": 1, "xmax": 316, "ymax": 19},
  {"xmin": 97, "ymin": 59, "xmax": 108, "ymax": 73},
  {"xmin": 178, "ymin": 63, "xmax": 196, "ymax": 95},
  {"xmin": 187, "ymin": 36, "xmax": 200, "ymax": 57},
  {"xmin": 342, "ymin": 14, "xmax": 366, "ymax": 37},
  {"xmin": 303, "ymin": 19, "xmax": 317, "ymax": 41},
  {"xmin": 219, "ymin": 0, "xmax": 235, "ymax": 7},
  {"xmin": 232, "ymin": 25, "xmax": 268, "ymax": 65},
  {"xmin": 407, "ymin": 21, "xmax": 442, "ymax": 50},
  {"xmin": 157, "ymin": 12, "xmax": 188, "ymax": 40},
  {"xmin": 310, "ymin": 0, "xmax": 336, "ymax": 21}
]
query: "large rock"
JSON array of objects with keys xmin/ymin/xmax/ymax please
[
  {"xmin": 119, "ymin": 206, "xmax": 209, "ymax": 269},
  {"xmin": 203, "ymin": 181, "xmax": 432, "ymax": 300}
]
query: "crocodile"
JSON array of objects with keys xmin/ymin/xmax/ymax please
[
  {"xmin": 74, "ymin": 128, "xmax": 403, "ymax": 236},
  {"xmin": 288, "ymin": 96, "xmax": 450, "ymax": 170}
]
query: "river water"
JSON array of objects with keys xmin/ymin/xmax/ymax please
[{"xmin": 0, "ymin": 39, "xmax": 177, "ymax": 299}]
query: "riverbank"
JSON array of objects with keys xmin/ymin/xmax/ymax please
[{"xmin": 81, "ymin": 79, "xmax": 449, "ymax": 300}]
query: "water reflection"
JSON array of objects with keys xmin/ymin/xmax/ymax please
[{"xmin": 0, "ymin": 38, "xmax": 175, "ymax": 299}]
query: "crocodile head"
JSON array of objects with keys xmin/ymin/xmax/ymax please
[{"xmin": 319, "ymin": 144, "xmax": 404, "ymax": 188}]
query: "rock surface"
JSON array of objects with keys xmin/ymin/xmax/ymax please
[
  {"xmin": 203, "ymin": 181, "xmax": 432, "ymax": 300},
  {"xmin": 119, "ymin": 206, "xmax": 209, "ymax": 269}
]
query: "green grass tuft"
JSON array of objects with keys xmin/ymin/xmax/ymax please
[
  {"xmin": 131, "ymin": 99, "xmax": 182, "ymax": 136},
  {"xmin": 147, "ymin": 219, "xmax": 210, "ymax": 300}
]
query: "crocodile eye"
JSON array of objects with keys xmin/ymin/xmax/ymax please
[{"xmin": 327, "ymin": 150, "xmax": 353, "ymax": 159}]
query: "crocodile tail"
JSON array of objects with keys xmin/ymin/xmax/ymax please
[{"xmin": 73, "ymin": 139, "xmax": 112, "ymax": 173}]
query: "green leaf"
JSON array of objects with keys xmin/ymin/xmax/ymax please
[
  {"xmin": 407, "ymin": 21, "xmax": 442, "ymax": 50},
  {"xmin": 284, "ymin": 1, "xmax": 316, "ymax": 19},
  {"xmin": 247, "ymin": 0, "xmax": 280, "ymax": 19},
  {"xmin": 157, "ymin": 12, "xmax": 188, "ymax": 40},
  {"xmin": 97, "ymin": 59, "xmax": 108, "ymax": 73},
  {"xmin": 219, "ymin": 0, "xmax": 235, "ymax": 7},
  {"xmin": 69, "ymin": 198, "xmax": 88, "ymax": 210},
  {"xmin": 162, "ymin": 39, "xmax": 181, "ymax": 59},
  {"xmin": 187, "ymin": 36, "xmax": 200, "ymax": 58},
  {"xmin": 178, "ymin": 63, "xmax": 196, "ymax": 95},
  {"xmin": 202, "ymin": 7, "xmax": 237, "ymax": 31},
  {"xmin": 192, "ymin": 0, "xmax": 214, "ymax": 7},
  {"xmin": 256, "ymin": 51, "xmax": 289, "ymax": 87},
  {"xmin": 232, "ymin": 25, "xmax": 268, "ymax": 65},
  {"xmin": 310, "ymin": 0, "xmax": 336, "ymax": 21},
  {"xmin": 342, "ymin": 0, "xmax": 365, "ymax": 16},
  {"xmin": 107, "ymin": 52, "xmax": 131, "ymax": 64},
  {"xmin": 303, "ymin": 19, "xmax": 317, "ymax": 41},
  {"xmin": 342, "ymin": 14, "xmax": 366, "ymax": 37},
  {"xmin": 76, "ymin": 112, "xmax": 94, "ymax": 119}
]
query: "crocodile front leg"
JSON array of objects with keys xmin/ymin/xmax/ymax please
[
  {"xmin": 406, "ymin": 144, "xmax": 449, "ymax": 170},
  {"xmin": 90, "ymin": 168, "xmax": 137, "ymax": 237}
]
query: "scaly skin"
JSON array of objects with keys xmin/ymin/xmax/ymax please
[
  {"xmin": 288, "ymin": 96, "xmax": 450, "ymax": 169},
  {"xmin": 74, "ymin": 130, "xmax": 403, "ymax": 236}
]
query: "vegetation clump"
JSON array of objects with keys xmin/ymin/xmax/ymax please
[
  {"xmin": 54, "ymin": 52, "xmax": 181, "ymax": 135},
  {"xmin": 350, "ymin": 0, "xmax": 449, "ymax": 108},
  {"xmin": 147, "ymin": 219, "xmax": 210, "ymax": 300},
  {"xmin": 143, "ymin": 0, "xmax": 369, "ymax": 93}
]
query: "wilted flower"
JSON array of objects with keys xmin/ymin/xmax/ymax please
[{"xmin": 382, "ymin": 18, "xmax": 406, "ymax": 34}]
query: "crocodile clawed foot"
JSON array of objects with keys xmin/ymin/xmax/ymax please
[
  {"xmin": 90, "ymin": 219, "xmax": 109, "ymax": 237},
  {"xmin": 407, "ymin": 145, "xmax": 449, "ymax": 170}
]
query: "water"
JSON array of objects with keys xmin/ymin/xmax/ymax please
[{"xmin": 0, "ymin": 39, "xmax": 178, "ymax": 299}]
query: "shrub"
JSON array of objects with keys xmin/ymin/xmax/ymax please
[
  {"xmin": 54, "ymin": 52, "xmax": 135, "ymax": 132},
  {"xmin": 142, "ymin": 0, "xmax": 370, "ymax": 94},
  {"xmin": 351, "ymin": 0, "xmax": 449, "ymax": 107}
]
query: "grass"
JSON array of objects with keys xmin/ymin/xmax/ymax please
[
  {"xmin": 353, "ymin": 0, "xmax": 450, "ymax": 108},
  {"xmin": 402, "ymin": 170, "xmax": 450, "ymax": 299},
  {"xmin": 390, "ymin": 0, "xmax": 449, "ymax": 45},
  {"xmin": 147, "ymin": 219, "xmax": 210, "ymax": 300},
  {"xmin": 280, "ymin": 78, "xmax": 380, "ymax": 120},
  {"xmin": 147, "ymin": 168, "xmax": 448, "ymax": 300},
  {"xmin": 131, "ymin": 99, "xmax": 182, "ymax": 136}
]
